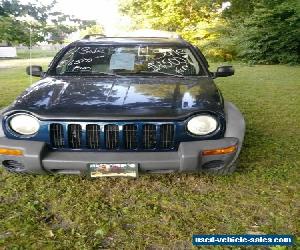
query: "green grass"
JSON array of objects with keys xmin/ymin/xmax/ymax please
[
  {"xmin": 0, "ymin": 59, "xmax": 300, "ymax": 249},
  {"xmin": 16, "ymin": 48, "xmax": 58, "ymax": 59}
]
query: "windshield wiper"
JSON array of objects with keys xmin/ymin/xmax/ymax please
[
  {"xmin": 135, "ymin": 71, "xmax": 185, "ymax": 78},
  {"xmin": 62, "ymin": 71, "xmax": 124, "ymax": 77},
  {"xmin": 96, "ymin": 72, "xmax": 124, "ymax": 77}
]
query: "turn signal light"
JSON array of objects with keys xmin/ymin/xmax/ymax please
[
  {"xmin": 202, "ymin": 145, "xmax": 237, "ymax": 156},
  {"xmin": 0, "ymin": 148, "xmax": 23, "ymax": 156}
]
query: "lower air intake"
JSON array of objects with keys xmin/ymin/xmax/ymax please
[{"xmin": 2, "ymin": 160, "xmax": 26, "ymax": 173}]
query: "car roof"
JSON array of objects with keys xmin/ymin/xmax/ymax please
[{"xmin": 73, "ymin": 37, "xmax": 190, "ymax": 46}]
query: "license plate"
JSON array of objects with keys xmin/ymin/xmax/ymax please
[{"xmin": 87, "ymin": 163, "xmax": 138, "ymax": 178}]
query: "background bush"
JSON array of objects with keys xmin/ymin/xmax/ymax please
[{"xmin": 234, "ymin": 0, "xmax": 300, "ymax": 64}]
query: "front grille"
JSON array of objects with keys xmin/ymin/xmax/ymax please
[{"xmin": 49, "ymin": 122, "xmax": 176, "ymax": 151}]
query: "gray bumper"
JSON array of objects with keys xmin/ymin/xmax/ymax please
[{"xmin": 0, "ymin": 102, "xmax": 245, "ymax": 175}]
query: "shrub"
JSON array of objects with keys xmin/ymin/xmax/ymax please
[{"xmin": 235, "ymin": 0, "xmax": 300, "ymax": 64}]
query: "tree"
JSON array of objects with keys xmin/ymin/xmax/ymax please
[
  {"xmin": 80, "ymin": 24, "xmax": 104, "ymax": 38},
  {"xmin": 0, "ymin": 0, "xmax": 96, "ymax": 46},
  {"xmin": 119, "ymin": 0, "xmax": 300, "ymax": 64},
  {"xmin": 119, "ymin": 0, "xmax": 221, "ymax": 33},
  {"xmin": 119, "ymin": 0, "xmax": 229, "ymax": 60}
]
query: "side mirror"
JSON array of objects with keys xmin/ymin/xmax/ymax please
[
  {"xmin": 215, "ymin": 66, "xmax": 234, "ymax": 78},
  {"xmin": 26, "ymin": 65, "xmax": 43, "ymax": 77}
]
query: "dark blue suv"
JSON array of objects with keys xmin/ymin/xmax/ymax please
[{"xmin": 0, "ymin": 35, "xmax": 245, "ymax": 177}]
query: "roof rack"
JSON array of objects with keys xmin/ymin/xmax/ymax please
[
  {"xmin": 82, "ymin": 36, "xmax": 184, "ymax": 41},
  {"xmin": 83, "ymin": 34, "xmax": 106, "ymax": 39},
  {"xmin": 82, "ymin": 33, "xmax": 183, "ymax": 40}
]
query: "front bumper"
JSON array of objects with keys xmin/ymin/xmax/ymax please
[
  {"xmin": 0, "ymin": 102, "xmax": 245, "ymax": 175},
  {"xmin": 0, "ymin": 137, "xmax": 239, "ymax": 174}
]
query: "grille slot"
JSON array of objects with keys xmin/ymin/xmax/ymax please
[
  {"xmin": 86, "ymin": 124, "xmax": 100, "ymax": 149},
  {"xmin": 50, "ymin": 123, "xmax": 64, "ymax": 148},
  {"xmin": 143, "ymin": 124, "xmax": 157, "ymax": 149},
  {"xmin": 68, "ymin": 124, "xmax": 82, "ymax": 149},
  {"xmin": 160, "ymin": 124, "xmax": 175, "ymax": 149},
  {"xmin": 123, "ymin": 124, "xmax": 137, "ymax": 149},
  {"xmin": 105, "ymin": 124, "xmax": 119, "ymax": 149}
]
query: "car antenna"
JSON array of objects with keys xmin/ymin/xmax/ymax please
[{"xmin": 29, "ymin": 23, "xmax": 33, "ymax": 85}]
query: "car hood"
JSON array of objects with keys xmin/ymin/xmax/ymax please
[{"xmin": 7, "ymin": 76, "xmax": 224, "ymax": 120}]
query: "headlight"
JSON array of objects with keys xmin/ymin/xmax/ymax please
[
  {"xmin": 187, "ymin": 115, "xmax": 218, "ymax": 135},
  {"xmin": 9, "ymin": 114, "xmax": 40, "ymax": 135}
]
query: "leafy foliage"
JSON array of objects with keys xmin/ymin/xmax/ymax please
[
  {"xmin": 0, "ymin": 0, "xmax": 96, "ymax": 46},
  {"xmin": 80, "ymin": 24, "xmax": 104, "ymax": 39},
  {"xmin": 120, "ymin": 0, "xmax": 219, "ymax": 30},
  {"xmin": 234, "ymin": 0, "xmax": 300, "ymax": 64},
  {"xmin": 120, "ymin": 0, "xmax": 300, "ymax": 64},
  {"xmin": 119, "ymin": 0, "xmax": 227, "ymax": 60}
]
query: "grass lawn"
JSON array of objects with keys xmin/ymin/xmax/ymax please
[
  {"xmin": 16, "ymin": 48, "xmax": 58, "ymax": 59},
  {"xmin": 0, "ymin": 58, "xmax": 299, "ymax": 249}
]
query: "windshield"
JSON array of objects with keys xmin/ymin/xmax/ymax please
[{"xmin": 53, "ymin": 45, "xmax": 204, "ymax": 76}]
